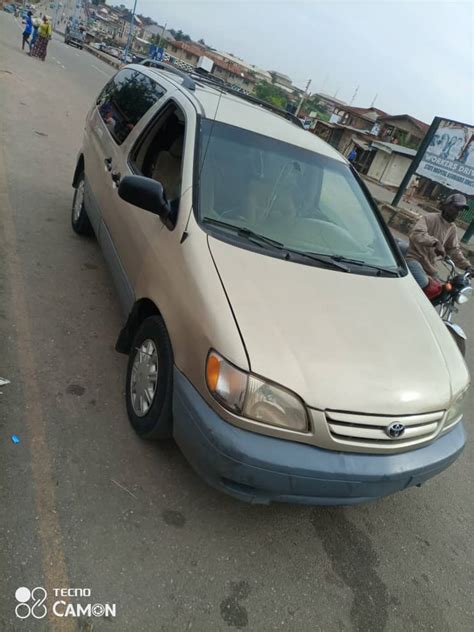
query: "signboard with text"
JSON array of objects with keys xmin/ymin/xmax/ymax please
[{"xmin": 416, "ymin": 118, "xmax": 474, "ymax": 195}]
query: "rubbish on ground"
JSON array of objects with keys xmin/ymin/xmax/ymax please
[
  {"xmin": 0, "ymin": 377, "xmax": 10, "ymax": 386},
  {"xmin": 11, "ymin": 435, "xmax": 20, "ymax": 444},
  {"xmin": 34, "ymin": 131, "xmax": 48, "ymax": 137},
  {"xmin": 111, "ymin": 478, "xmax": 137, "ymax": 499}
]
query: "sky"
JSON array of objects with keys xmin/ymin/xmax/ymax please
[{"xmin": 109, "ymin": 0, "xmax": 474, "ymax": 125}]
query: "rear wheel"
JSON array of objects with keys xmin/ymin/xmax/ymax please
[
  {"xmin": 71, "ymin": 172, "xmax": 93, "ymax": 236},
  {"xmin": 125, "ymin": 315, "xmax": 173, "ymax": 439}
]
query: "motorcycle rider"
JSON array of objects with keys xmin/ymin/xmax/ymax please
[{"xmin": 405, "ymin": 193, "xmax": 473, "ymax": 297}]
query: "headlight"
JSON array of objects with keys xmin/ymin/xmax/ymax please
[
  {"xmin": 445, "ymin": 389, "xmax": 469, "ymax": 427},
  {"xmin": 206, "ymin": 351, "xmax": 308, "ymax": 432},
  {"xmin": 456, "ymin": 286, "xmax": 473, "ymax": 305}
]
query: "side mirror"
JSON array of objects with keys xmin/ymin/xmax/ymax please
[{"xmin": 118, "ymin": 175, "xmax": 171, "ymax": 218}]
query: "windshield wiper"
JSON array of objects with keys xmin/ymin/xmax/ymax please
[
  {"xmin": 331, "ymin": 255, "xmax": 399, "ymax": 277},
  {"xmin": 286, "ymin": 249, "xmax": 350, "ymax": 272},
  {"xmin": 202, "ymin": 218, "xmax": 350, "ymax": 272},
  {"xmin": 202, "ymin": 217, "xmax": 284, "ymax": 249}
]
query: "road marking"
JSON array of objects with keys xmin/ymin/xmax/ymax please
[
  {"xmin": 91, "ymin": 64, "xmax": 110, "ymax": 77},
  {"xmin": 0, "ymin": 133, "xmax": 76, "ymax": 632}
]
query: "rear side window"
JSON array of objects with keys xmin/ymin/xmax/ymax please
[{"xmin": 96, "ymin": 69, "xmax": 166, "ymax": 145}]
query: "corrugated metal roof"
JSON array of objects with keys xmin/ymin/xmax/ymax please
[{"xmin": 372, "ymin": 141, "xmax": 417, "ymax": 156}]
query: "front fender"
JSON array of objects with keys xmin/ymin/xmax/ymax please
[{"xmin": 444, "ymin": 321, "xmax": 467, "ymax": 341}]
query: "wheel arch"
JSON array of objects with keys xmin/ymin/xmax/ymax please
[
  {"xmin": 72, "ymin": 154, "xmax": 85, "ymax": 188},
  {"xmin": 116, "ymin": 298, "xmax": 163, "ymax": 354}
]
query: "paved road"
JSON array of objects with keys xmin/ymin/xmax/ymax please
[{"xmin": 0, "ymin": 12, "xmax": 473, "ymax": 632}]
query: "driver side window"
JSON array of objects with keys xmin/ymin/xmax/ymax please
[{"xmin": 132, "ymin": 102, "xmax": 186, "ymax": 205}]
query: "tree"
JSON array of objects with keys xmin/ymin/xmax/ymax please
[
  {"xmin": 198, "ymin": 38, "xmax": 206, "ymax": 46},
  {"xmin": 254, "ymin": 82, "xmax": 288, "ymax": 108}
]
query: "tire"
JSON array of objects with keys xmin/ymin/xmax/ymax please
[
  {"xmin": 125, "ymin": 315, "xmax": 173, "ymax": 439},
  {"xmin": 71, "ymin": 172, "xmax": 93, "ymax": 236},
  {"xmin": 448, "ymin": 328, "xmax": 466, "ymax": 357}
]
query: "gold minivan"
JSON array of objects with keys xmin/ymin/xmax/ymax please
[{"xmin": 71, "ymin": 62, "xmax": 470, "ymax": 505}]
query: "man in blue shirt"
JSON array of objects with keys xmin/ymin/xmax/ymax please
[
  {"xmin": 22, "ymin": 11, "xmax": 33, "ymax": 50},
  {"xmin": 348, "ymin": 148, "xmax": 358, "ymax": 163}
]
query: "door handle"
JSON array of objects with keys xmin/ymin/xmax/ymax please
[
  {"xmin": 111, "ymin": 170, "xmax": 121, "ymax": 185},
  {"xmin": 104, "ymin": 157, "xmax": 112, "ymax": 171}
]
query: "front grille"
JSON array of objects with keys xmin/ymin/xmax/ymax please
[{"xmin": 326, "ymin": 409, "xmax": 445, "ymax": 449}]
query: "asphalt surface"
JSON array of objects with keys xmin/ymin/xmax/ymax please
[{"xmin": 0, "ymin": 11, "xmax": 473, "ymax": 632}]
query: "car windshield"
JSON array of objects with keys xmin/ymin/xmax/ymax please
[{"xmin": 197, "ymin": 120, "xmax": 399, "ymax": 272}]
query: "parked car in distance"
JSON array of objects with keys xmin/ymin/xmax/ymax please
[
  {"xmin": 71, "ymin": 62, "xmax": 470, "ymax": 506},
  {"xmin": 65, "ymin": 28, "xmax": 85, "ymax": 49}
]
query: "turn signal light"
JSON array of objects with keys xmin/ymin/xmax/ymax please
[{"xmin": 444, "ymin": 283, "xmax": 452, "ymax": 292}]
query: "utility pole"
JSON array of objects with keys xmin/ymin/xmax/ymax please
[
  {"xmin": 370, "ymin": 93, "xmax": 378, "ymax": 107},
  {"xmin": 349, "ymin": 84, "xmax": 359, "ymax": 106},
  {"xmin": 295, "ymin": 79, "xmax": 312, "ymax": 117},
  {"xmin": 124, "ymin": 0, "xmax": 138, "ymax": 61},
  {"xmin": 157, "ymin": 22, "xmax": 167, "ymax": 50}
]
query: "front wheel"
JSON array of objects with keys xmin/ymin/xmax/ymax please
[
  {"xmin": 125, "ymin": 315, "xmax": 173, "ymax": 439},
  {"xmin": 71, "ymin": 172, "xmax": 93, "ymax": 236}
]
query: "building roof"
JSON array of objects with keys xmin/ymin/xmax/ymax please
[
  {"xmin": 340, "ymin": 106, "xmax": 389, "ymax": 122},
  {"xmin": 314, "ymin": 93, "xmax": 347, "ymax": 106},
  {"xmin": 214, "ymin": 52, "xmax": 272, "ymax": 81},
  {"xmin": 270, "ymin": 70, "xmax": 292, "ymax": 84},
  {"xmin": 372, "ymin": 141, "xmax": 417, "ymax": 156},
  {"xmin": 378, "ymin": 114, "xmax": 429, "ymax": 134},
  {"xmin": 172, "ymin": 41, "xmax": 255, "ymax": 81}
]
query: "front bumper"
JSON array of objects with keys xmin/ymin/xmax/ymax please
[{"xmin": 172, "ymin": 369, "xmax": 466, "ymax": 505}]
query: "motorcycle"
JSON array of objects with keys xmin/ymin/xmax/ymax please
[
  {"xmin": 397, "ymin": 241, "xmax": 472, "ymax": 356},
  {"xmin": 431, "ymin": 256, "xmax": 472, "ymax": 357}
]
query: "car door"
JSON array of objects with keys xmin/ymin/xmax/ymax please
[{"xmin": 100, "ymin": 90, "xmax": 194, "ymax": 298}]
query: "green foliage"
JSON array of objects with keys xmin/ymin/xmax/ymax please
[
  {"xmin": 254, "ymin": 82, "xmax": 287, "ymax": 108},
  {"xmin": 169, "ymin": 29, "xmax": 192, "ymax": 42}
]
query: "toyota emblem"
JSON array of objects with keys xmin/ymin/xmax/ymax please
[{"xmin": 386, "ymin": 422, "xmax": 405, "ymax": 439}]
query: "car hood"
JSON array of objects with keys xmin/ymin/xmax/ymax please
[{"xmin": 209, "ymin": 237, "xmax": 470, "ymax": 414}]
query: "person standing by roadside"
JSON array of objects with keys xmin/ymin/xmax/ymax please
[
  {"xmin": 29, "ymin": 17, "xmax": 40, "ymax": 51},
  {"xmin": 22, "ymin": 11, "xmax": 33, "ymax": 51},
  {"xmin": 30, "ymin": 15, "xmax": 52, "ymax": 61}
]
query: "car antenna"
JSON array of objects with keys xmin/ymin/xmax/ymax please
[{"xmin": 180, "ymin": 87, "xmax": 224, "ymax": 244}]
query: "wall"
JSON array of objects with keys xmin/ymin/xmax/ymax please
[
  {"xmin": 368, "ymin": 150, "xmax": 390, "ymax": 182},
  {"xmin": 380, "ymin": 154, "xmax": 412, "ymax": 187}
]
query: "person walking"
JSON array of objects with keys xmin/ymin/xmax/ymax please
[
  {"xmin": 29, "ymin": 17, "xmax": 40, "ymax": 51},
  {"xmin": 30, "ymin": 16, "xmax": 52, "ymax": 61},
  {"xmin": 22, "ymin": 11, "xmax": 33, "ymax": 50}
]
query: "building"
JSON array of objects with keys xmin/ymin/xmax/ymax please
[
  {"xmin": 366, "ymin": 142, "xmax": 416, "ymax": 187},
  {"xmin": 162, "ymin": 41, "xmax": 257, "ymax": 93},
  {"xmin": 312, "ymin": 93, "xmax": 347, "ymax": 114},
  {"xmin": 270, "ymin": 71, "xmax": 293, "ymax": 93},
  {"xmin": 215, "ymin": 52, "xmax": 272, "ymax": 84},
  {"xmin": 330, "ymin": 106, "xmax": 388, "ymax": 130},
  {"xmin": 376, "ymin": 114, "xmax": 429, "ymax": 149}
]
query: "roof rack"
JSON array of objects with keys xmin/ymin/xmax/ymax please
[
  {"xmin": 141, "ymin": 59, "xmax": 304, "ymax": 129},
  {"xmin": 141, "ymin": 59, "xmax": 196, "ymax": 90}
]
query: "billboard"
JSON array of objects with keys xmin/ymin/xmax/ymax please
[{"xmin": 416, "ymin": 119, "xmax": 474, "ymax": 195}]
